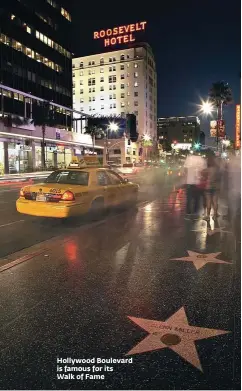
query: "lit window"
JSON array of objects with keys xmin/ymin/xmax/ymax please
[
  {"xmin": 80, "ymin": 98, "xmax": 84, "ymax": 103},
  {"xmin": 100, "ymin": 96, "xmax": 104, "ymax": 100},
  {"xmin": 11, "ymin": 14, "xmax": 15, "ymax": 20},
  {"xmin": 26, "ymin": 26, "xmax": 31, "ymax": 34},
  {"xmin": 61, "ymin": 7, "xmax": 71, "ymax": 22},
  {"xmin": 121, "ymin": 102, "xmax": 125, "ymax": 107},
  {"xmin": 100, "ymin": 68, "xmax": 104, "ymax": 73},
  {"xmin": 80, "ymin": 71, "xmax": 84, "ymax": 76},
  {"xmin": 134, "ymin": 72, "xmax": 138, "ymax": 77},
  {"xmin": 134, "ymin": 82, "xmax": 138, "ymax": 87},
  {"xmin": 36, "ymin": 31, "xmax": 40, "ymax": 39},
  {"xmin": 134, "ymin": 63, "xmax": 138, "ymax": 68},
  {"xmin": 127, "ymin": 92, "xmax": 130, "ymax": 96},
  {"xmin": 88, "ymin": 70, "xmax": 92, "ymax": 75},
  {"xmin": 92, "ymin": 69, "xmax": 95, "ymax": 74}
]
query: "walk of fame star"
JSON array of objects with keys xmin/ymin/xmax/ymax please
[
  {"xmin": 126, "ymin": 307, "xmax": 230, "ymax": 371},
  {"xmin": 170, "ymin": 250, "xmax": 232, "ymax": 270}
]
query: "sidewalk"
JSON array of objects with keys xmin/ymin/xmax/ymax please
[
  {"xmin": 0, "ymin": 192, "xmax": 240, "ymax": 389},
  {"xmin": 0, "ymin": 171, "xmax": 52, "ymax": 185}
]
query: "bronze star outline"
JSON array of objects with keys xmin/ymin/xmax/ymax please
[
  {"xmin": 126, "ymin": 307, "xmax": 230, "ymax": 371},
  {"xmin": 170, "ymin": 250, "xmax": 232, "ymax": 270}
]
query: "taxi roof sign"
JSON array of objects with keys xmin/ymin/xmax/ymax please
[{"xmin": 69, "ymin": 155, "xmax": 101, "ymax": 168}]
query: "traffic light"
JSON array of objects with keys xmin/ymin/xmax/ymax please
[{"xmin": 126, "ymin": 114, "xmax": 138, "ymax": 142}]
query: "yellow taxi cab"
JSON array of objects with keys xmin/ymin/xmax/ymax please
[{"xmin": 16, "ymin": 156, "xmax": 139, "ymax": 219}]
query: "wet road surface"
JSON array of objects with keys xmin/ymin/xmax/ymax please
[{"xmin": 0, "ymin": 176, "xmax": 240, "ymax": 390}]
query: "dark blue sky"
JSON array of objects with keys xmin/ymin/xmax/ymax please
[{"xmin": 72, "ymin": 1, "xmax": 241, "ymax": 140}]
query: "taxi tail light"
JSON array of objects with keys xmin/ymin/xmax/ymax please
[{"xmin": 61, "ymin": 191, "xmax": 75, "ymax": 201}]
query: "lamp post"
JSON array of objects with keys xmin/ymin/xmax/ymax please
[{"xmin": 104, "ymin": 122, "xmax": 119, "ymax": 165}]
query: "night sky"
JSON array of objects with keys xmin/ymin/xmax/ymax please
[{"xmin": 72, "ymin": 1, "xmax": 241, "ymax": 141}]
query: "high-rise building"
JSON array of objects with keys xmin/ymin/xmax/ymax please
[
  {"xmin": 72, "ymin": 43, "xmax": 157, "ymax": 140},
  {"xmin": 157, "ymin": 116, "xmax": 201, "ymax": 149},
  {"xmin": 0, "ymin": 0, "xmax": 72, "ymax": 110}
]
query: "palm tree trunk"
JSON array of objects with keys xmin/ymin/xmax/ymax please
[
  {"xmin": 92, "ymin": 136, "xmax": 95, "ymax": 153},
  {"xmin": 42, "ymin": 124, "xmax": 46, "ymax": 170}
]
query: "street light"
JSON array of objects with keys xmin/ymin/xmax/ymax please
[
  {"xmin": 143, "ymin": 134, "xmax": 151, "ymax": 141},
  {"xmin": 200, "ymin": 100, "xmax": 214, "ymax": 115},
  {"xmin": 108, "ymin": 122, "xmax": 119, "ymax": 132}
]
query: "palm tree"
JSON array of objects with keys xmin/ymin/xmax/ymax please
[
  {"xmin": 30, "ymin": 101, "xmax": 57, "ymax": 170},
  {"xmin": 84, "ymin": 124, "xmax": 104, "ymax": 153},
  {"xmin": 141, "ymin": 134, "xmax": 153, "ymax": 161},
  {"xmin": 208, "ymin": 81, "xmax": 233, "ymax": 119}
]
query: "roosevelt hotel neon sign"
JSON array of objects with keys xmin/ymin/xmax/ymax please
[{"xmin": 93, "ymin": 22, "xmax": 147, "ymax": 47}]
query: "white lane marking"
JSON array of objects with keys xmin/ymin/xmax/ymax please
[{"xmin": 0, "ymin": 220, "xmax": 25, "ymax": 228}]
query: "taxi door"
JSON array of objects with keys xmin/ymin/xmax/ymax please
[
  {"xmin": 96, "ymin": 170, "xmax": 118, "ymax": 207},
  {"xmin": 106, "ymin": 170, "xmax": 128, "ymax": 205}
]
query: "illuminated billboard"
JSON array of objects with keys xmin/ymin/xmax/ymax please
[
  {"xmin": 235, "ymin": 104, "xmax": 241, "ymax": 149},
  {"xmin": 93, "ymin": 22, "xmax": 147, "ymax": 47},
  {"xmin": 210, "ymin": 120, "xmax": 225, "ymax": 138}
]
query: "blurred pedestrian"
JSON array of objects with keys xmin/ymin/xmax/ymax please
[
  {"xmin": 204, "ymin": 155, "xmax": 220, "ymax": 221},
  {"xmin": 227, "ymin": 152, "xmax": 241, "ymax": 221},
  {"xmin": 184, "ymin": 153, "xmax": 207, "ymax": 216}
]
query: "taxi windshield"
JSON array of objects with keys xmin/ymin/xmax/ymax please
[{"xmin": 45, "ymin": 170, "xmax": 89, "ymax": 185}]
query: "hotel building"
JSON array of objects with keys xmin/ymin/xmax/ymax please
[{"xmin": 72, "ymin": 43, "xmax": 157, "ymax": 140}]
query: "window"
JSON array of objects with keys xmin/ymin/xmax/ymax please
[
  {"xmin": 109, "ymin": 94, "xmax": 112, "ymax": 100},
  {"xmin": 127, "ymin": 73, "xmax": 130, "ymax": 77},
  {"xmin": 134, "ymin": 63, "xmax": 138, "ymax": 68},
  {"xmin": 80, "ymin": 80, "xmax": 83, "ymax": 85},
  {"xmin": 113, "ymin": 57, "xmax": 116, "ymax": 62},
  {"xmin": 113, "ymin": 103, "xmax": 116, "ymax": 108},
  {"xmin": 80, "ymin": 107, "xmax": 84, "ymax": 111},
  {"xmin": 89, "ymin": 88, "xmax": 92, "ymax": 93},
  {"xmin": 80, "ymin": 98, "xmax": 84, "ymax": 103},
  {"xmin": 120, "ymin": 64, "xmax": 125, "ymax": 70},
  {"xmin": 134, "ymin": 92, "xmax": 138, "ymax": 97},
  {"xmin": 134, "ymin": 101, "xmax": 138, "ymax": 107},
  {"xmin": 109, "ymin": 76, "xmax": 116, "ymax": 83},
  {"xmin": 109, "ymin": 66, "xmax": 116, "ymax": 72},
  {"xmin": 100, "ymin": 86, "xmax": 104, "ymax": 91},
  {"xmin": 45, "ymin": 171, "xmax": 89, "ymax": 186},
  {"xmin": 108, "ymin": 171, "xmax": 122, "ymax": 185},
  {"xmin": 92, "ymin": 97, "xmax": 95, "ymax": 101},
  {"xmin": 134, "ymin": 82, "xmax": 138, "ymax": 87},
  {"xmin": 89, "ymin": 106, "xmax": 92, "ymax": 111},
  {"xmin": 88, "ymin": 70, "xmax": 92, "ymax": 75},
  {"xmin": 80, "ymin": 62, "xmax": 83, "ymax": 68},
  {"xmin": 100, "ymin": 68, "xmax": 104, "ymax": 73},
  {"xmin": 72, "ymin": 64, "xmax": 75, "ymax": 68},
  {"xmin": 72, "ymin": 73, "xmax": 75, "ymax": 77},
  {"xmin": 127, "ymin": 91, "xmax": 130, "ymax": 96},
  {"xmin": 80, "ymin": 89, "xmax": 84, "ymax": 94},
  {"xmin": 89, "ymin": 97, "xmax": 92, "ymax": 102},
  {"xmin": 100, "ymin": 96, "xmax": 104, "ymax": 100},
  {"xmin": 92, "ymin": 88, "xmax": 95, "ymax": 93},
  {"xmin": 109, "ymin": 57, "xmax": 113, "ymax": 63},
  {"xmin": 26, "ymin": 25, "xmax": 31, "ymax": 34},
  {"xmin": 133, "ymin": 150, "xmax": 136, "ymax": 155},
  {"xmin": 92, "ymin": 61, "xmax": 95, "ymax": 65},
  {"xmin": 113, "ymin": 94, "xmax": 116, "ymax": 99},
  {"xmin": 121, "ymin": 102, "xmax": 125, "ymax": 107},
  {"xmin": 100, "ymin": 58, "xmax": 104, "ymax": 65},
  {"xmin": 110, "ymin": 104, "xmax": 113, "ymax": 109},
  {"xmin": 121, "ymin": 74, "xmax": 125, "ymax": 79},
  {"xmin": 120, "ymin": 54, "xmax": 125, "ymax": 61},
  {"xmin": 100, "ymin": 77, "xmax": 104, "ymax": 82},
  {"xmin": 97, "ymin": 171, "xmax": 109, "ymax": 186},
  {"xmin": 134, "ymin": 72, "xmax": 138, "ymax": 77},
  {"xmin": 121, "ymin": 84, "xmax": 125, "ymax": 89},
  {"xmin": 101, "ymin": 105, "xmax": 104, "ymax": 109}
]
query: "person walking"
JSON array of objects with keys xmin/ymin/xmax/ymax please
[
  {"xmin": 204, "ymin": 154, "xmax": 220, "ymax": 221},
  {"xmin": 184, "ymin": 152, "xmax": 207, "ymax": 217}
]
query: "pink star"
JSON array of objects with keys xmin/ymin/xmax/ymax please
[
  {"xmin": 126, "ymin": 307, "xmax": 230, "ymax": 371},
  {"xmin": 170, "ymin": 250, "xmax": 232, "ymax": 270}
]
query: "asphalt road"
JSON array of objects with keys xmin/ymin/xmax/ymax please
[
  {"xmin": 0, "ymin": 171, "xmax": 175, "ymax": 259},
  {"xmin": 0, "ymin": 173, "xmax": 240, "ymax": 390}
]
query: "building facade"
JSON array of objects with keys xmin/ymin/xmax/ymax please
[
  {"xmin": 72, "ymin": 43, "xmax": 157, "ymax": 140},
  {"xmin": 0, "ymin": 0, "xmax": 72, "ymax": 112},
  {"xmin": 157, "ymin": 116, "xmax": 201, "ymax": 149}
]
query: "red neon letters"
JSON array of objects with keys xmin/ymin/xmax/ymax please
[{"xmin": 93, "ymin": 22, "xmax": 147, "ymax": 47}]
